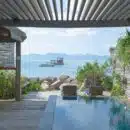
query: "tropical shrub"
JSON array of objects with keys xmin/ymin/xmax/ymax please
[
  {"xmin": 111, "ymin": 83, "xmax": 125, "ymax": 96},
  {"xmin": 0, "ymin": 69, "xmax": 44, "ymax": 98},
  {"xmin": 0, "ymin": 70, "xmax": 15, "ymax": 99},
  {"xmin": 110, "ymin": 71, "xmax": 126, "ymax": 96},
  {"xmin": 31, "ymin": 81, "xmax": 42, "ymax": 91},
  {"xmin": 109, "ymin": 30, "xmax": 130, "ymax": 96},
  {"xmin": 102, "ymin": 76, "xmax": 113, "ymax": 91},
  {"xmin": 22, "ymin": 80, "xmax": 42, "ymax": 94},
  {"xmin": 20, "ymin": 76, "xmax": 28, "ymax": 88},
  {"xmin": 76, "ymin": 61, "xmax": 109, "ymax": 87},
  {"xmin": 112, "ymin": 72, "xmax": 121, "ymax": 85},
  {"xmin": 116, "ymin": 30, "xmax": 130, "ymax": 77}
]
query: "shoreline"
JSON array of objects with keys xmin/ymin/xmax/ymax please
[{"xmin": 22, "ymin": 75, "xmax": 76, "ymax": 81}]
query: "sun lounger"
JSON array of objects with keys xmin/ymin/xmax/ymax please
[{"xmin": 61, "ymin": 84, "xmax": 77, "ymax": 100}]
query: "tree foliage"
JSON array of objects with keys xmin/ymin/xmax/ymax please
[
  {"xmin": 111, "ymin": 83, "xmax": 125, "ymax": 96},
  {"xmin": 22, "ymin": 80, "xmax": 42, "ymax": 94},
  {"xmin": 102, "ymin": 76, "xmax": 113, "ymax": 91},
  {"xmin": 0, "ymin": 70, "xmax": 15, "ymax": 99},
  {"xmin": 0, "ymin": 70, "xmax": 43, "ymax": 99},
  {"xmin": 76, "ymin": 61, "xmax": 109, "ymax": 87},
  {"xmin": 116, "ymin": 29, "xmax": 130, "ymax": 76}
]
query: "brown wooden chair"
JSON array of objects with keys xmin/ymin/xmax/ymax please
[{"xmin": 89, "ymin": 86, "xmax": 103, "ymax": 96}]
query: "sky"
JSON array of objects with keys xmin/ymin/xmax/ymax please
[
  {"xmin": 20, "ymin": 27, "xmax": 129, "ymax": 56},
  {"xmin": 19, "ymin": 0, "xmax": 129, "ymax": 56}
]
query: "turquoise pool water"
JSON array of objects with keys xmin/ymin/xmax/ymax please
[{"xmin": 52, "ymin": 97, "xmax": 130, "ymax": 130}]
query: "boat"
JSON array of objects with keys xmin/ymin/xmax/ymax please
[
  {"xmin": 51, "ymin": 57, "xmax": 64, "ymax": 65},
  {"xmin": 39, "ymin": 57, "xmax": 64, "ymax": 67},
  {"xmin": 39, "ymin": 62, "xmax": 55, "ymax": 67}
]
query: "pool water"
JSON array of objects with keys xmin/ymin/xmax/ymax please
[{"xmin": 52, "ymin": 97, "xmax": 130, "ymax": 130}]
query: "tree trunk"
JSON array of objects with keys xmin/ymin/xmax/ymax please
[
  {"xmin": 123, "ymin": 66, "xmax": 127, "ymax": 89},
  {"xmin": 93, "ymin": 72, "xmax": 96, "ymax": 87},
  {"xmin": 123, "ymin": 66, "xmax": 126, "ymax": 77}
]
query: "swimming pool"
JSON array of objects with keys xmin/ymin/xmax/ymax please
[{"xmin": 40, "ymin": 96, "xmax": 130, "ymax": 130}]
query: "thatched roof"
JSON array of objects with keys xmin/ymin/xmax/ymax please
[{"xmin": 0, "ymin": 26, "xmax": 26, "ymax": 42}]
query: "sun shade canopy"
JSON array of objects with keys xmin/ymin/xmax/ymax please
[
  {"xmin": 0, "ymin": 26, "xmax": 26, "ymax": 42},
  {"xmin": 0, "ymin": 0, "xmax": 130, "ymax": 28}
]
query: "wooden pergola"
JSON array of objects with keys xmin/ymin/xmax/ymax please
[
  {"xmin": 0, "ymin": 26, "xmax": 26, "ymax": 101},
  {"xmin": 0, "ymin": 0, "xmax": 129, "ymax": 28}
]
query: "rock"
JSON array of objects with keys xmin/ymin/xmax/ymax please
[
  {"xmin": 59, "ymin": 75, "xmax": 70, "ymax": 82},
  {"xmin": 42, "ymin": 77, "xmax": 57, "ymax": 85},
  {"xmin": 50, "ymin": 77, "xmax": 57, "ymax": 82},
  {"xmin": 64, "ymin": 77, "xmax": 77, "ymax": 85},
  {"xmin": 71, "ymin": 79, "xmax": 78, "ymax": 85},
  {"xmin": 64, "ymin": 77, "xmax": 74, "ymax": 83},
  {"xmin": 41, "ymin": 81, "xmax": 49, "ymax": 90},
  {"xmin": 50, "ymin": 80, "xmax": 63, "ymax": 90},
  {"xmin": 59, "ymin": 83, "xmax": 66, "ymax": 90}
]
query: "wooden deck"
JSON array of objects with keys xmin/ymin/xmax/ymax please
[{"xmin": 0, "ymin": 92, "xmax": 47, "ymax": 130}]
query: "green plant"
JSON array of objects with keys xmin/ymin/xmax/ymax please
[
  {"xmin": 102, "ymin": 76, "xmax": 113, "ymax": 91},
  {"xmin": 31, "ymin": 81, "xmax": 41, "ymax": 91},
  {"xmin": 116, "ymin": 29, "xmax": 130, "ymax": 77},
  {"xmin": 76, "ymin": 61, "xmax": 110, "ymax": 88},
  {"xmin": 111, "ymin": 83, "xmax": 125, "ymax": 96},
  {"xmin": 0, "ymin": 70, "xmax": 15, "ymax": 99},
  {"xmin": 20, "ymin": 76, "xmax": 28, "ymax": 88},
  {"xmin": 22, "ymin": 80, "xmax": 42, "ymax": 94}
]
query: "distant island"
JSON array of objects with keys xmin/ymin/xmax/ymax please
[{"xmin": 22, "ymin": 53, "xmax": 109, "ymax": 62}]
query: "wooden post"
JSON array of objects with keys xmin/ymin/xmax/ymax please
[{"xmin": 15, "ymin": 42, "xmax": 21, "ymax": 101}]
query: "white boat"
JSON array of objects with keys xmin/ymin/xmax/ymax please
[
  {"xmin": 39, "ymin": 57, "xmax": 64, "ymax": 67},
  {"xmin": 39, "ymin": 62, "xmax": 55, "ymax": 67}
]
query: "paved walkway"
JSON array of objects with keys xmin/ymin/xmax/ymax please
[{"xmin": 0, "ymin": 92, "xmax": 51, "ymax": 130}]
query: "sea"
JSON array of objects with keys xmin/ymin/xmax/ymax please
[{"xmin": 21, "ymin": 59, "xmax": 106, "ymax": 78}]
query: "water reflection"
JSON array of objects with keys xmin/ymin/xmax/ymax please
[
  {"xmin": 53, "ymin": 97, "xmax": 130, "ymax": 130},
  {"xmin": 109, "ymin": 100, "xmax": 130, "ymax": 130}
]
